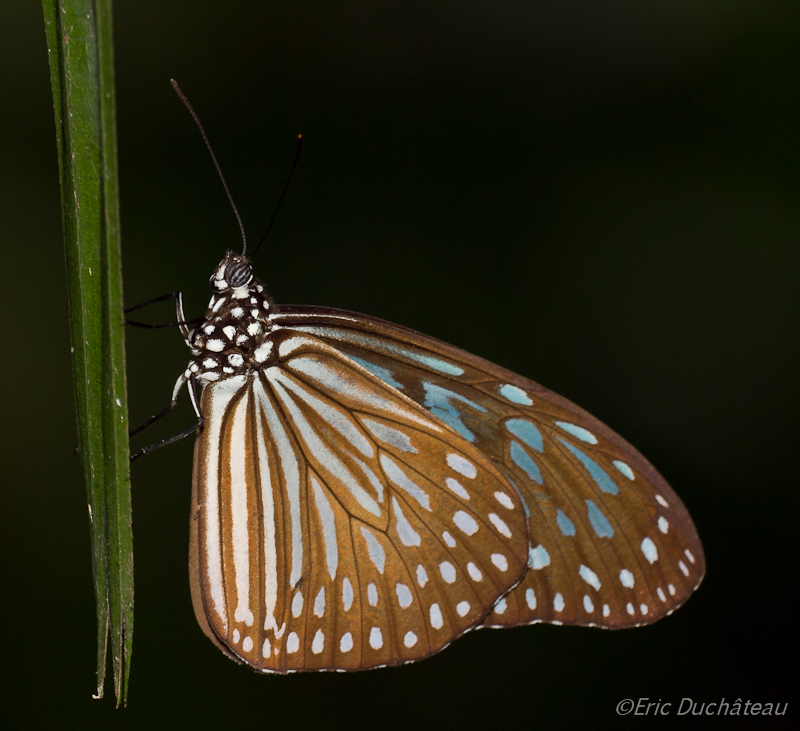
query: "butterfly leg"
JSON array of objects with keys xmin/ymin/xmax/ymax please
[
  {"xmin": 130, "ymin": 373, "xmax": 205, "ymax": 461},
  {"xmin": 125, "ymin": 291, "xmax": 200, "ymax": 342}
]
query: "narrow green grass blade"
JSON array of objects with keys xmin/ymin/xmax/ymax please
[
  {"xmin": 97, "ymin": 0, "xmax": 133, "ymax": 706},
  {"xmin": 43, "ymin": 0, "xmax": 133, "ymax": 706}
]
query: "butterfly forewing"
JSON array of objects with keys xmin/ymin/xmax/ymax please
[
  {"xmin": 190, "ymin": 330, "xmax": 529, "ymax": 672},
  {"xmin": 271, "ymin": 306, "xmax": 705, "ymax": 630}
]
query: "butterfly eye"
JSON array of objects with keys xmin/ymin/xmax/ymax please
[{"xmin": 225, "ymin": 261, "xmax": 253, "ymax": 288}]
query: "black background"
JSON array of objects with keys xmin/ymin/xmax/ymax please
[{"xmin": 1, "ymin": 1, "xmax": 798, "ymax": 728}]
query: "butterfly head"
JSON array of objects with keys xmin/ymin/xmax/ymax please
[{"xmin": 209, "ymin": 250, "xmax": 255, "ymax": 294}]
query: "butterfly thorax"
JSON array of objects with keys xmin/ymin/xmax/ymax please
[{"xmin": 184, "ymin": 250, "xmax": 276, "ymax": 384}]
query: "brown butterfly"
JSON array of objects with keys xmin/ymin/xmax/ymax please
[
  {"xmin": 162, "ymin": 249, "xmax": 704, "ymax": 674},
  {"xmin": 136, "ymin": 82, "xmax": 704, "ymax": 674}
]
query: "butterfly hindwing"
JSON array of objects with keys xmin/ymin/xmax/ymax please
[
  {"xmin": 271, "ymin": 306, "xmax": 706, "ymax": 630},
  {"xmin": 190, "ymin": 330, "xmax": 529, "ymax": 672}
]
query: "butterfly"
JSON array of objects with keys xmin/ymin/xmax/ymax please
[
  {"xmin": 145, "ymin": 247, "xmax": 703, "ymax": 674},
  {"xmin": 137, "ymin": 81, "xmax": 704, "ymax": 673}
]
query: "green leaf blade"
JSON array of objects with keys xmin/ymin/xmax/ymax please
[{"xmin": 43, "ymin": 0, "xmax": 133, "ymax": 707}]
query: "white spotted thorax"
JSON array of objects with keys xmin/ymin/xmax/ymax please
[{"xmin": 185, "ymin": 250, "xmax": 276, "ymax": 384}]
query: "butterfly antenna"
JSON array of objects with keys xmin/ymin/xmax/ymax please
[
  {"xmin": 251, "ymin": 134, "xmax": 303, "ymax": 259},
  {"xmin": 171, "ymin": 79, "xmax": 248, "ymax": 256}
]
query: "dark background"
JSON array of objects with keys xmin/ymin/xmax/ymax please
[{"xmin": 2, "ymin": 1, "xmax": 797, "ymax": 728}]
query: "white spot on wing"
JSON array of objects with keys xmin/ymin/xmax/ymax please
[
  {"xmin": 439, "ymin": 562, "xmax": 456, "ymax": 583},
  {"xmin": 579, "ymin": 565, "xmax": 601, "ymax": 591},
  {"xmin": 446, "ymin": 453, "xmax": 477, "ymax": 479},
  {"xmin": 453, "ymin": 510, "xmax": 478, "ymax": 535},
  {"xmin": 311, "ymin": 629, "xmax": 325, "ymax": 654},
  {"xmin": 369, "ymin": 627, "xmax": 383, "ymax": 649},
  {"xmin": 396, "ymin": 584, "xmax": 413, "ymax": 608},
  {"xmin": 445, "ymin": 477, "xmax": 470, "ymax": 499},
  {"xmin": 641, "ymin": 537, "xmax": 659, "ymax": 564},
  {"xmin": 368, "ymin": 583, "xmax": 379, "ymax": 606},
  {"xmin": 489, "ymin": 513, "xmax": 512, "ymax": 537},
  {"xmin": 491, "ymin": 554, "xmax": 508, "ymax": 571},
  {"xmin": 429, "ymin": 603, "xmax": 444, "ymax": 629},
  {"xmin": 342, "ymin": 577, "xmax": 354, "ymax": 611}
]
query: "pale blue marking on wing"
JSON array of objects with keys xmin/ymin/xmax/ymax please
[
  {"xmin": 505, "ymin": 418, "xmax": 543, "ymax": 452},
  {"xmin": 360, "ymin": 526, "xmax": 386, "ymax": 573},
  {"xmin": 379, "ymin": 342, "xmax": 464, "ymax": 375},
  {"xmin": 556, "ymin": 437, "xmax": 620, "ymax": 495},
  {"xmin": 380, "ymin": 454, "xmax": 432, "ymax": 511},
  {"xmin": 585, "ymin": 500, "xmax": 615, "ymax": 538},
  {"xmin": 510, "ymin": 440, "xmax": 542, "ymax": 484},
  {"xmin": 347, "ymin": 355, "xmax": 404, "ymax": 390},
  {"xmin": 528, "ymin": 544, "xmax": 551, "ymax": 569},
  {"xmin": 556, "ymin": 508, "xmax": 576, "ymax": 537},
  {"xmin": 362, "ymin": 417, "xmax": 418, "ymax": 454},
  {"xmin": 499, "ymin": 383, "xmax": 533, "ymax": 405},
  {"xmin": 555, "ymin": 421, "xmax": 598, "ymax": 444},
  {"xmin": 613, "ymin": 459, "xmax": 635, "ymax": 480},
  {"xmin": 422, "ymin": 382, "xmax": 486, "ymax": 443}
]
